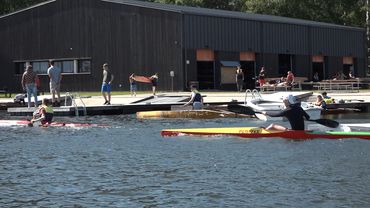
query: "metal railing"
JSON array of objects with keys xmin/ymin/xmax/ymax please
[
  {"xmin": 244, "ymin": 89, "xmax": 262, "ymax": 105},
  {"xmin": 64, "ymin": 92, "xmax": 87, "ymax": 116}
]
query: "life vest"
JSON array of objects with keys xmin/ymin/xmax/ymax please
[
  {"xmin": 324, "ymin": 98, "xmax": 334, "ymax": 104},
  {"xmin": 40, "ymin": 105, "xmax": 53, "ymax": 114},
  {"xmin": 193, "ymin": 90, "xmax": 202, "ymax": 102}
]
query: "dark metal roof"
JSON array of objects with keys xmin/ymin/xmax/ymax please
[{"xmin": 103, "ymin": 0, "xmax": 364, "ymax": 31}]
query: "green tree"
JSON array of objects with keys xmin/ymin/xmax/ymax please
[{"xmin": 0, "ymin": 0, "xmax": 47, "ymax": 16}]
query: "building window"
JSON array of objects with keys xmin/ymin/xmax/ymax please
[
  {"xmin": 14, "ymin": 58, "xmax": 91, "ymax": 75},
  {"xmin": 78, "ymin": 60, "xmax": 91, "ymax": 73},
  {"xmin": 31, "ymin": 61, "xmax": 49, "ymax": 74},
  {"xmin": 15, "ymin": 62, "xmax": 26, "ymax": 74},
  {"xmin": 55, "ymin": 60, "xmax": 74, "ymax": 73}
]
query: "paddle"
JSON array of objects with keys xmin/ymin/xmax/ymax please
[
  {"xmin": 227, "ymin": 103, "xmax": 339, "ymax": 127},
  {"xmin": 227, "ymin": 104, "xmax": 267, "ymax": 121},
  {"xmin": 308, "ymin": 119, "xmax": 339, "ymax": 128},
  {"xmin": 25, "ymin": 119, "xmax": 33, "ymax": 127}
]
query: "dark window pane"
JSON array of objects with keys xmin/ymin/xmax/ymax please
[
  {"xmin": 15, "ymin": 62, "xmax": 26, "ymax": 74},
  {"xmin": 62, "ymin": 61, "xmax": 74, "ymax": 73},
  {"xmin": 32, "ymin": 62, "xmax": 48, "ymax": 74},
  {"xmin": 78, "ymin": 60, "xmax": 91, "ymax": 73}
]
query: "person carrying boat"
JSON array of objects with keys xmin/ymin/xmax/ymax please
[
  {"xmin": 263, "ymin": 94, "xmax": 310, "ymax": 131},
  {"xmin": 30, "ymin": 98, "xmax": 54, "ymax": 126},
  {"xmin": 183, "ymin": 85, "xmax": 203, "ymax": 110}
]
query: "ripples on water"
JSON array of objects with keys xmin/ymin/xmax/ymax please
[{"xmin": 1, "ymin": 115, "xmax": 370, "ymax": 207}]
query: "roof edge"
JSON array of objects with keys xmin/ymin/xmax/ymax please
[
  {"xmin": 0, "ymin": 0, "xmax": 56, "ymax": 19},
  {"xmin": 102, "ymin": 0, "xmax": 365, "ymax": 32}
]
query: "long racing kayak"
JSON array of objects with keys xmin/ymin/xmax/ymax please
[
  {"xmin": 0, "ymin": 120, "xmax": 107, "ymax": 128},
  {"xmin": 161, "ymin": 127, "xmax": 370, "ymax": 140}
]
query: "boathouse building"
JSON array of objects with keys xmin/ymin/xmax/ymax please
[{"xmin": 0, "ymin": 0, "xmax": 367, "ymax": 92}]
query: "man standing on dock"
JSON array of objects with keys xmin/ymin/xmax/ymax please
[
  {"xmin": 47, "ymin": 60, "xmax": 62, "ymax": 107},
  {"xmin": 21, "ymin": 65, "xmax": 38, "ymax": 108},
  {"xmin": 101, "ymin": 63, "xmax": 114, "ymax": 105}
]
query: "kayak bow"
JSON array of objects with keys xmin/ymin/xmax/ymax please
[{"xmin": 161, "ymin": 127, "xmax": 370, "ymax": 140}]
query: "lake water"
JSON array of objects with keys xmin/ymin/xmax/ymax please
[{"xmin": 1, "ymin": 114, "xmax": 370, "ymax": 207}]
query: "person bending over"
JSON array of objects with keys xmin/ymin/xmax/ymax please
[
  {"xmin": 30, "ymin": 98, "xmax": 54, "ymax": 126},
  {"xmin": 183, "ymin": 85, "xmax": 203, "ymax": 110}
]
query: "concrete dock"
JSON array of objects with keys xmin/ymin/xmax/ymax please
[{"xmin": 2, "ymin": 91, "xmax": 370, "ymax": 116}]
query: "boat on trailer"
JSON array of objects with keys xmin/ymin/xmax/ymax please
[{"xmin": 161, "ymin": 127, "xmax": 370, "ymax": 140}]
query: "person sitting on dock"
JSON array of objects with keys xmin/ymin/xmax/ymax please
[
  {"xmin": 14, "ymin": 93, "xmax": 26, "ymax": 105},
  {"xmin": 183, "ymin": 85, "xmax": 203, "ymax": 110},
  {"xmin": 263, "ymin": 94, "xmax": 310, "ymax": 131},
  {"xmin": 321, "ymin": 92, "xmax": 335, "ymax": 104},
  {"xmin": 30, "ymin": 98, "xmax": 54, "ymax": 126},
  {"xmin": 314, "ymin": 95, "xmax": 327, "ymax": 110}
]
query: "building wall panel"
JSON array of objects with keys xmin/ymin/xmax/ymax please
[
  {"xmin": 263, "ymin": 23, "xmax": 309, "ymax": 55},
  {"xmin": 184, "ymin": 15, "xmax": 261, "ymax": 52}
]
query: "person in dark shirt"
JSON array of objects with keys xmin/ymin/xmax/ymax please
[
  {"xmin": 235, "ymin": 66, "xmax": 244, "ymax": 92},
  {"xmin": 183, "ymin": 85, "xmax": 203, "ymax": 110},
  {"xmin": 263, "ymin": 94, "xmax": 310, "ymax": 131},
  {"xmin": 101, "ymin": 63, "xmax": 114, "ymax": 105}
]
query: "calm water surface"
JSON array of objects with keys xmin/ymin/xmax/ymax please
[{"xmin": 1, "ymin": 114, "xmax": 370, "ymax": 207}]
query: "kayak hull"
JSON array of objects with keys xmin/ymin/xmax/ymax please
[
  {"xmin": 0, "ymin": 120, "xmax": 106, "ymax": 127},
  {"xmin": 137, "ymin": 110, "xmax": 250, "ymax": 119},
  {"xmin": 161, "ymin": 127, "xmax": 370, "ymax": 140}
]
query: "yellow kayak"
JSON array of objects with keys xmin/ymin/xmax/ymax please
[
  {"xmin": 136, "ymin": 110, "xmax": 250, "ymax": 119},
  {"xmin": 161, "ymin": 127, "xmax": 370, "ymax": 140}
]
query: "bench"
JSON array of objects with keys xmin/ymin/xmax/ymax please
[
  {"xmin": 313, "ymin": 78, "xmax": 360, "ymax": 92},
  {"xmin": 257, "ymin": 77, "xmax": 308, "ymax": 92}
]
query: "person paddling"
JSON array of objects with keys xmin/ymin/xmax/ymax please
[
  {"xmin": 183, "ymin": 85, "xmax": 203, "ymax": 110},
  {"xmin": 263, "ymin": 94, "xmax": 310, "ymax": 131},
  {"xmin": 30, "ymin": 98, "xmax": 54, "ymax": 126}
]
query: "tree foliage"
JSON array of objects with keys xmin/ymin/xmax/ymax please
[
  {"xmin": 148, "ymin": 0, "xmax": 367, "ymax": 28},
  {"xmin": 0, "ymin": 0, "xmax": 47, "ymax": 16},
  {"xmin": 0, "ymin": 0, "xmax": 368, "ymax": 28}
]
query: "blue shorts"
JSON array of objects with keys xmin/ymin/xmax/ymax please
[
  {"xmin": 101, "ymin": 83, "xmax": 111, "ymax": 93},
  {"xmin": 130, "ymin": 84, "xmax": 137, "ymax": 91}
]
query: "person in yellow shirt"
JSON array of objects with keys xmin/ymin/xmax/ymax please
[{"xmin": 30, "ymin": 98, "xmax": 54, "ymax": 126}]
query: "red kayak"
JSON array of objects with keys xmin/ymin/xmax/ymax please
[{"xmin": 0, "ymin": 120, "xmax": 107, "ymax": 127}]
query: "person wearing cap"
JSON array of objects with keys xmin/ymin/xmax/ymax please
[
  {"xmin": 101, "ymin": 63, "xmax": 114, "ymax": 105},
  {"xmin": 263, "ymin": 94, "xmax": 310, "ymax": 131},
  {"xmin": 183, "ymin": 85, "xmax": 203, "ymax": 110},
  {"xmin": 21, "ymin": 65, "xmax": 38, "ymax": 108}
]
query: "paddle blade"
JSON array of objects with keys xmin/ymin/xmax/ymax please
[
  {"xmin": 255, "ymin": 113, "xmax": 267, "ymax": 121},
  {"xmin": 227, "ymin": 104, "xmax": 255, "ymax": 115},
  {"xmin": 310, "ymin": 119, "xmax": 339, "ymax": 128}
]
